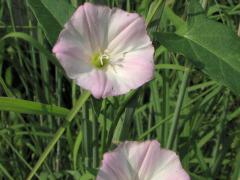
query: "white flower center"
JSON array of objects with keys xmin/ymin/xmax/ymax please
[{"xmin": 91, "ymin": 52, "xmax": 110, "ymax": 69}]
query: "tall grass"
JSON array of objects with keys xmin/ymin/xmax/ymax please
[{"xmin": 0, "ymin": 0, "xmax": 240, "ymax": 179}]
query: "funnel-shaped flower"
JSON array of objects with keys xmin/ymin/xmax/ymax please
[
  {"xmin": 97, "ymin": 140, "xmax": 190, "ymax": 180},
  {"xmin": 53, "ymin": 3, "xmax": 154, "ymax": 98}
]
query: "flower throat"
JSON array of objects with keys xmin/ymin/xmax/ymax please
[{"xmin": 91, "ymin": 52, "xmax": 110, "ymax": 69}]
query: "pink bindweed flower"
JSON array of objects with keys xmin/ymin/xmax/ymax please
[
  {"xmin": 97, "ymin": 140, "xmax": 190, "ymax": 180},
  {"xmin": 53, "ymin": 3, "xmax": 154, "ymax": 98}
]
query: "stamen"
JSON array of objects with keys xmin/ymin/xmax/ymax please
[
  {"xmin": 99, "ymin": 54, "xmax": 109, "ymax": 66},
  {"xmin": 100, "ymin": 56, "xmax": 104, "ymax": 66},
  {"xmin": 91, "ymin": 52, "xmax": 110, "ymax": 69}
]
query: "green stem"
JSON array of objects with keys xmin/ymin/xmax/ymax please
[
  {"xmin": 107, "ymin": 90, "xmax": 138, "ymax": 147},
  {"xmin": 72, "ymin": 81, "xmax": 76, "ymax": 106},
  {"xmin": 27, "ymin": 91, "xmax": 91, "ymax": 180},
  {"xmin": 82, "ymin": 102, "xmax": 91, "ymax": 168},
  {"xmin": 55, "ymin": 69, "xmax": 62, "ymax": 172},
  {"xmin": 211, "ymin": 91, "xmax": 229, "ymax": 175},
  {"xmin": 138, "ymin": 83, "xmax": 217, "ymax": 140},
  {"xmin": 162, "ymin": 51, "xmax": 170, "ymax": 145},
  {"xmin": 166, "ymin": 66, "xmax": 190, "ymax": 149},
  {"xmin": 91, "ymin": 103, "xmax": 98, "ymax": 168},
  {"xmin": 100, "ymin": 100, "xmax": 107, "ymax": 156}
]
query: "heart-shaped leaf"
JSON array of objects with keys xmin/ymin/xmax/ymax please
[
  {"xmin": 155, "ymin": 0, "xmax": 240, "ymax": 94},
  {"xmin": 27, "ymin": 0, "xmax": 75, "ymax": 44}
]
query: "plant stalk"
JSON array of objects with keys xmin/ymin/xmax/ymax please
[
  {"xmin": 166, "ymin": 66, "xmax": 190, "ymax": 149},
  {"xmin": 27, "ymin": 91, "xmax": 91, "ymax": 180}
]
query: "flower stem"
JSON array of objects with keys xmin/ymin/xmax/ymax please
[
  {"xmin": 27, "ymin": 91, "xmax": 91, "ymax": 180},
  {"xmin": 107, "ymin": 90, "xmax": 138, "ymax": 147},
  {"xmin": 166, "ymin": 66, "xmax": 190, "ymax": 149}
]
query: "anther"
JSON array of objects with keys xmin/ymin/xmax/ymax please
[{"xmin": 99, "ymin": 54, "xmax": 109, "ymax": 66}]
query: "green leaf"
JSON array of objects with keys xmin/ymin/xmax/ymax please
[
  {"xmin": 1, "ymin": 32, "xmax": 63, "ymax": 71},
  {"xmin": 0, "ymin": 163, "xmax": 14, "ymax": 180},
  {"xmin": 79, "ymin": 172, "xmax": 95, "ymax": 180},
  {"xmin": 27, "ymin": 0, "xmax": 75, "ymax": 44},
  {"xmin": 163, "ymin": 6, "xmax": 186, "ymax": 30},
  {"xmin": 154, "ymin": 0, "xmax": 240, "ymax": 94},
  {"xmin": 72, "ymin": 130, "xmax": 83, "ymax": 170},
  {"xmin": 0, "ymin": 97, "xmax": 69, "ymax": 117},
  {"xmin": 5, "ymin": 67, "xmax": 13, "ymax": 86},
  {"xmin": 27, "ymin": 91, "xmax": 91, "ymax": 180},
  {"xmin": 231, "ymin": 150, "xmax": 240, "ymax": 180},
  {"xmin": 66, "ymin": 171, "xmax": 81, "ymax": 180},
  {"xmin": 145, "ymin": 0, "xmax": 164, "ymax": 26}
]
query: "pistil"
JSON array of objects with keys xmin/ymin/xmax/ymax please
[{"xmin": 91, "ymin": 52, "xmax": 110, "ymax": 69}]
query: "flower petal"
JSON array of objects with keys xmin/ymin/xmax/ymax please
[
  {"xmin": 96, "ymin": 146, "xmax": 134, "ymax": 180},
  {"xmin": 52, "ymin": 5, "xmax": 95, "ymax": 78},
  {"xmin": 105, "ymin": 45, "xmax": 154, "ymax": 96},
  {"xmin": 64, "ymin": 3, "xmax": 102, "ymax": 52},
  {"xmin": 75, "ymin": 69, "xmax": 113, "ymax": 99},
  {"xmin": 66, "ymin": 2, "xmax": 112, "ymax": 52},
  {"xmin": 138, "ymin": 141, "xmax": 190, "ymax": 180},
  {"xmin": 107, "ymin": 10, "xmax": 151, "ymax": 55},
  {"xmin": 97, "ymin": 141, "xmax": 190, "ymax": 180},
  {"xmin": 74, "ymin": 45, "xmax": 154, "ymax": 98},
  {"xmin": 107, "ymin": 9, "xmax": 139, "ymax": 44},
  {"xmin": 53, "ymin": 3, "xmax": 112, "ymax": 82},
  {"xmin": 54, "ymin": 51, "xmax": 92, "ymax": 79},
  {"xmin": 52, "ymin": 30, "xmax": 93, "ymax": 78},
  {"xmin": 53, "ymin": 3, "xmax": 154, "ymax": 98},
  {"xmin": 82, "ymin": 3, "xmax": 112, "ymax": 50}
]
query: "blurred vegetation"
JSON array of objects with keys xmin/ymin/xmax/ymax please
[{"xmin": 0, "ymin": 0, "xmax": 240, "ymax": 179}]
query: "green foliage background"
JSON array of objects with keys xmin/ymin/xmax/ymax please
[{"xmin": 0, "ymin": 0, "xmax": 240, "ymax": 179}]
